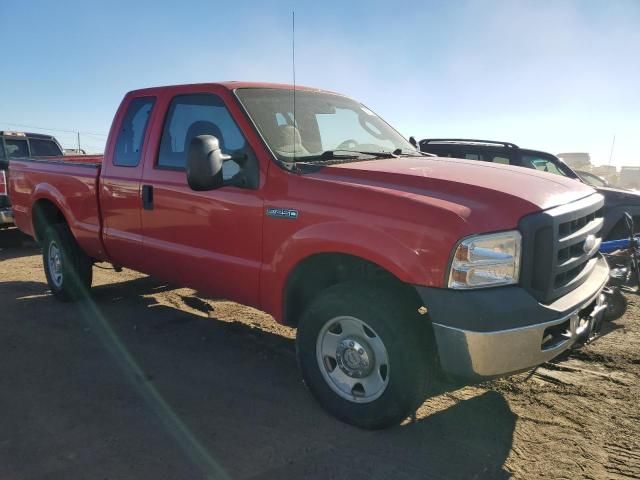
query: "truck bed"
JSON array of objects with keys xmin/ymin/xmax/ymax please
[{"xmin": 9, "ymin": 155, "xmax": 105, "ymax": 259}]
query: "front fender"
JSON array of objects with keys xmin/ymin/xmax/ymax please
[{"xmin": 259, "ymin": 221, "xmax": 447, "ymax": 322}]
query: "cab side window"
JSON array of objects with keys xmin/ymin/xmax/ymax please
[
  {"xmin": 114, "ymin": 97, "xmax": 155, "ymax": 167},
  {"xmin": 491, "ymin": 155, "xmax": 510, "ymax": 165},
  {"xmin": 29, "ymin": 138, "xmax": 63, "ymax": 157},
  {"xmin": 523, "ymin": 155, "xmax": 566, "ymax": 176},
  {"xmin": 157, "ymin": 93, "xmax": 246, "ymax": 180},
  {"xmin": 5, "ymin": 139, "xmax": 29, "ymax": 159}
]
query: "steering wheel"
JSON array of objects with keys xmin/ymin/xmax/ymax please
[{"xmin": 336, "ymin": 139, "xmax": 359, "ymax": 150}]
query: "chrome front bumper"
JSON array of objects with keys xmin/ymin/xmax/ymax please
[
  {"xmin": 416, "ymin": 255, "xmax": 610, "ymax": 380},
  {"xmin": 432, "ymin": 291, "xmax": 607, "ymax": 378},
  {"xmin": 0, "ymin": 207, "xmax": 13, "ymax": 225}
]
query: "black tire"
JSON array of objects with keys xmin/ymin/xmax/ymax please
[
  {"xmin": 42, "ymin": 223, "xmax": 93, "ymax": 301},
  {"xmin": 603, "ymin": 288, "xmax": 627, "ymax": 322},
  {"xmin": 296, "ymin": 280, "xmax": 432, "ymax": 429}
]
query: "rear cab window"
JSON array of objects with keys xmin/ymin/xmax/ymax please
[{"xmin": 114, "ymin": 97, "xmax": 156, "ymax": 167}]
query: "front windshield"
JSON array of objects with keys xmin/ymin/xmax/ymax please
[{"xmin": 235, "ymin": 88, "xmax": 415, "ymax": 162}]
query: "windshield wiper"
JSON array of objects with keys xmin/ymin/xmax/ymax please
[
  {"xmin": 393, "ymin": 148, "xmax": 435, "ymax": 157},
  {"xmin": 295, "ymin": 149, "xmax": 398, "ymax": 164}
]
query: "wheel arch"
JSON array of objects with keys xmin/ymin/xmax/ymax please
[
  {"xmin": 281, "ymin": 252, "xmax": 425, "ymax": 328},
  {"xmin": 261, "ymin": 221, "xmax": 443, "ymax": 326},
  {"xmin": 32, "ymin": 196, "xmax": 69, "ymax": 242}
]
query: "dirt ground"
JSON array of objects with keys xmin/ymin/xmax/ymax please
[{"xmin": 1, "ymin": 228, "xmax": 639, "ymax": 480}]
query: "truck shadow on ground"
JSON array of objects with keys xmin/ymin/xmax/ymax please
[
  {"xmin": 2, "ymin": 275, "xmax": 516, "ymax": 479},
  {"xmin": 0, "ymin": 228, "xmax": 38, "ymax": 259}
]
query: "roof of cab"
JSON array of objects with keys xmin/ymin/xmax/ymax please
[
  {"xmin": 0, "ymin": 131, "xmax": 57, "ymax": 140},
  {"xmin": 126, "ymin": 81, "xmax": 341, "ymax": 97}
]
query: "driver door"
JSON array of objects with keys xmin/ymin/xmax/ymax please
[{"xmin": 139, "ymin": 89, "xmax": 263, "ymax": 307}]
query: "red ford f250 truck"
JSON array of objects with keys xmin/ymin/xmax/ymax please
[{"xmin": 9, "ymin": 82, "xmax": 609, "ymax": 428}]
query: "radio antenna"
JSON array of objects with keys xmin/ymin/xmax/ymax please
[
  {"xmin": 608, "ymin": 134, "xmax": 616, "ymax": 165},
  {"xmin": 292, "ymin": 10, "xmax": 296, "ymax": 162}
]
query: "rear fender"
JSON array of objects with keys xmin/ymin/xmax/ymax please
[
  {"xmin": 32, "ymin": 184, "xmax": 75, "ymax": 237},
  {"xmin": 31, "ymin": 184, "xmax": 103, "ymax": 259}
]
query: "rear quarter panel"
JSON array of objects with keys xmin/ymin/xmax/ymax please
[{"xmin": 9, "ymin": 158, "xmax": 105, "ymax": 259}]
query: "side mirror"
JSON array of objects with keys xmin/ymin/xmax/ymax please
[
  {"xmin": 409, "ymin": 136, "xmax": 418, "ymax": 148},
  {"xmin": 624, "ymin": 212, "xmax": 635, "ymax": 236},
  {"xmin": 186, "ymin": 135, "xmax": 228, "ymax": 191}
]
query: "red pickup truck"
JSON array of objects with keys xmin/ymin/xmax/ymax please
[{"xmin": 9, "ymin": 82, "xmax": 609, "ymax": 428}]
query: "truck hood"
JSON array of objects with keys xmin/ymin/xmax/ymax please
[{"xmin": 314, "ymin": 156, "xmax": 596, "ymax": 224}]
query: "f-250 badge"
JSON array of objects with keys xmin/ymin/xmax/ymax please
[{"xmin": 266, "ymin": 208, "xmax": 299, "ymax": 220}]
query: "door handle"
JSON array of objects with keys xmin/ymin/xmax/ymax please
[{"xmin": 142, "ymin": 185, "xmax": 154, "ymax": 210}]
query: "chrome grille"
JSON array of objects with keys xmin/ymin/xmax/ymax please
[{"xmin": 519, "ymin": 194, "xmax": 604, "ymax": 304}]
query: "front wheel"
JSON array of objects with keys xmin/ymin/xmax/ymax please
[
  {"xmin": 296, "ymin": 281, "xmax": 432, "ymax": 429},
  {"xmin": 42, "ymin": 223, "xmax": 93, "ymax": 301}
]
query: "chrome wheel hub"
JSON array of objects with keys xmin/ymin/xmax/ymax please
[
  {"xmin": 336, "ymin": 337, "xmax": 373, "ymax": 378},
  {"xmin": 48, "ymin": 242, "xmax": 63, "ymax": 288},
  {"xmin": 316, "ymin": 316, "xmax": 390, "ymax": 403}
]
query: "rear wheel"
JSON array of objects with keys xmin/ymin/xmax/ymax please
[
  {"xmin": 42, "ymin": 223, "xmax": 92, "ymax": 301},
  {"xmin": 296, "ymin": 281, "xmax": 432, "ymax": 429}
]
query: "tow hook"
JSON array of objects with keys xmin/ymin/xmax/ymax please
[{"xmin": 586, "ymin": 293, "xmax": 609, "ymax": 342}]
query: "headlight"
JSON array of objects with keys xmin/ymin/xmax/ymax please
[{"xmin": 448, "ymin": 231, "xmax": 521, "ymax": 289}]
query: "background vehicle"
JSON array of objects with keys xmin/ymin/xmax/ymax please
[
  {"xmin": 64, "ymin": 148, "xmax": 87, "ymax": 155},
  {"xmin": 419, "ymin": 139, "xmax": 640, "ymax": 240},
  {"xmin": 599, "ymin": 213, "xmax": 640, "ymax": 321},
  {"xmin": 1, "ymin": 131, "xmax": 64, "ymax": 163},
  {"xmin": 0, "ymin": 131, "xmax": 66, "ymax": 228},
  {"xmin": 575, "ymin": 170, "xmax": 609, "ymax": 188},
  {"xmin": 9, "ymin": 83, "xmax": 609, "ymax": 429},
  {"xmin": 0, "ymin": 170, "xmax": 11, "ymax": 227},
  {"xmin": 618, "ymin": 167, "xmax": 640, "ymax": 190}
]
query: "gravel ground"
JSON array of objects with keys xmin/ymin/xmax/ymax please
[{"xmin": 1, "ymin": 228, "xmax": 639, "ymax": 479}]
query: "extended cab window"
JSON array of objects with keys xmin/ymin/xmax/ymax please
[
  {"xmin": 157, "ymin": 94, "xmax": 245, "ymax": 179},
  {"xmin": 114, "ymin": 97, "xmax": 155, "ymax": 167},
  {"xmin": 5, "ymin": 139, "xmax": 29, "ymax": 159},
  {"xmin": 29, "ymin": 138, "xmax": 62, "ymax": 157}
]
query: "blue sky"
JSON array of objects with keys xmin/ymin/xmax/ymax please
[{"xmin": 1, "ymin": 0, "xmax": 638, "ymax": 165}]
